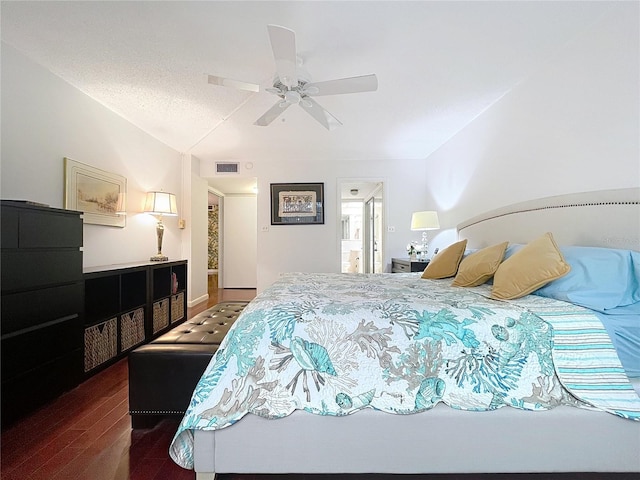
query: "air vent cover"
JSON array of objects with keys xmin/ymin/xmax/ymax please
[{"xmin": 215, "ymin": 162, "xmax": 240, "ymax": 174}]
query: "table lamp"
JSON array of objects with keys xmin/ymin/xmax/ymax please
[
  {"xmin": 410, "ymin": 211, "xmax": 440, "ymax": 259},
  {"xmin": 144, "ymin": 191, "xmax": 178, "ymax": 261}
]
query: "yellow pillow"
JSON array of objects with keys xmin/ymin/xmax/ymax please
[
  {"xmin": 452, "ymin": 241, "xmax": 509, "ymax": 287},
  {"xmin": 421, "ymin": 239, "xmax": 468, "ymax": 279},
  {"xmin": 491, "ymin": 232, "xmax": 570, "ymax": 300}
]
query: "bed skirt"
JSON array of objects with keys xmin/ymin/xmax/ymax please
[{"xmin": 193, "ymin": 404, "xmax": 640, "ymax": 475}]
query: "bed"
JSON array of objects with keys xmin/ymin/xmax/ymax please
[{"xmin": 169, "ymin": 188, "xmax": 640, "ymax": 478}]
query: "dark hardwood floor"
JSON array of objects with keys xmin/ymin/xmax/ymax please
[
  {"xmin": 1, "ymin": 284, "xmax": 637, "ymax": 480},
  {"xmin": 1, "ymin": 287, "xmax": 255, "ymax": 480}
]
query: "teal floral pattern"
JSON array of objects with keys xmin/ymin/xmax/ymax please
[{"xmin": 170, "ymin": 273, "xmax": 640, "ymax": 469}]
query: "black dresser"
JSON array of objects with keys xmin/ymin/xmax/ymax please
[{"xmin": 1, "ymin": 201, "xmax": 84, "ymax": 426}]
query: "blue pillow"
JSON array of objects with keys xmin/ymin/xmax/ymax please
[{"xmin": 533, "ymin": 246, "xmax": 640, "ymax": 313}]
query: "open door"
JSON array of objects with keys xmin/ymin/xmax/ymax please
[
  {"xmin": 340, "ymin": 181, "xmax": 383, "ymax": 273},
  {"xmin": 363, "ymin": 185, "xmax": 383, "ymax": 273},
  {"xmin": 207, "ymin": 177, "xmax": 258, "ymax": 289}
]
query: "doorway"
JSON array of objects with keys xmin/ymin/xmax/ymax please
[
  {"xmin": 207, "ymin": 190, "xmax": 222, "ymax": 289},
  {"xmin": 339, "ymin": 181, "xmax": 384, "ymax": 273},
  {"xmin": 207, "ymin": 177, "xmax": 258, "ymax": 290}
]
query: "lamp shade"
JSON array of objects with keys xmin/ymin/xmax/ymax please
[
  {"xmin": 411, "ymin": 211, "xmax": 440, "ymax": 231},
  {"xmin": 144, "ymin": 191, "xmax": 178, "ymax": 216}
]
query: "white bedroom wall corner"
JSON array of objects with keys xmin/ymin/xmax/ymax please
[
  {"xmin": 423, "ymin": 2, "xmax": 640, "ymax": 231},
  {"xmin": 181, "ymin": 153, "xmax": 209, "ymax": 308},
  {"xmin": 1, "ymin": 43, "xmax": 184, "ymax": 267},
  {"xmin": 180, "ymin": 153, "xmax": 193, "ymax": 268}
]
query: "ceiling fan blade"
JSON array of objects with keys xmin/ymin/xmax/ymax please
[
  {"xmin": 254, "ymin": 100, "xmax": 292, "ymax": 127},
  {"xmin": 207, "ymin": 75, "xmax": 260, "ymax": 93},
  {"xmin": 305, "ymin": 74, "xmax": 378, "ymax": 96},
  {"xmin": 267, "ymin": 24, "xmax": 298, "ymax": 88},
  {"xmin": 298, "ymin": 97, "xmax": 342, "ymax": 131}
]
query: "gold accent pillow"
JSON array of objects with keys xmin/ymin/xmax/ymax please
[
  {"xmin": 491, "ymin": 232, "xmax": 570, "ymax": 300},
  {"xmin": 421, "ymin": 239, "xmax": 468, "ymax": 279},
  {"xmin": 452, "ymin": 241, "xmax": 509, "ymax": 287}
]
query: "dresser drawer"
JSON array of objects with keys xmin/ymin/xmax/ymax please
[
  {"xmin": 1, "ymin": 347, "xmax": 82, "ymax": 425},
  {"xmin": 392, "ymin": 258, "xmax": 429, "ymax": 273},
  {"xmin": 1, "ymin": 282, "xmax": 83, "ymax": 335},
  {"xmin": 1, "ymin": 314, "xmax": 82, "ymax": 380},
  {"xmin": 392, "ymin": 260, "xmax": 410, "ymax": 273},
  {"xmin": 1, "ymin": 204, "xmax": 82, "ymax": 249},
  {"xmin": 1, "ymin": 250, "xmax": 83, "ymax": 292},
  {"xmin": 1, "ymin": 201, "xmax": 83, "ymax": 426}
]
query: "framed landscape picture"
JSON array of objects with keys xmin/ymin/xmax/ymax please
[
  {"xmin": 64, "ymin": 157, "xmax": 126, "ymax": 227},
  {"xmin": 270, "ymin": 182, "xmax": 324, "ymax": 225}
]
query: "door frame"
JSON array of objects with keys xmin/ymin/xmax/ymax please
[
  {"xmin": 363, "ymin": 183, "xmax": 384, "ymax": 273},
  {"xmin": 336, "ymin": 178, "xmax": 387, "ymax": 273},
  {"xmin": 208, "ymin": 187, "xmax": 224, "ymax": 288}
]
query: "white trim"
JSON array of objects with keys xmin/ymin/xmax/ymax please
[
  {"xmin": 336, "ymin": 177, "xmax": 387, "ymax": 273},
  {"xmin": 195, "ymin": 473, "xmax": 215, "ymax": 480},
  {"xmin": 187, "ymin": 293, "xmax": 208, "ymax": 308},
  {"xmin": 208, "ymin": 186, "xmax": 225, "ymax": 197}
]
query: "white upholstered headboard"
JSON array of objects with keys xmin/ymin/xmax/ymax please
[{"xmin": 458, "ymin": 188, "xmax": 640, "ymax": 251}]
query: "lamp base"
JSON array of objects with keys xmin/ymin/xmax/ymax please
[{"xmin": 150, "ymin": 254, "xmax": 168, "ymax": 262}]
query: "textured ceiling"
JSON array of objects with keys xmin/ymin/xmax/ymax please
[{"xmin": 1, "ymin": 1, "xmax": 613, "ymax": 171}]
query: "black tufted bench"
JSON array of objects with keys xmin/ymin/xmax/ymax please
[{"xmin": 128, "ymin": 301, "xmax": 248, "ymax": 429}]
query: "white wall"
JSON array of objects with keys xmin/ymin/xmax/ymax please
[
  {"xmin": 179, "ymin": 154, "xmax": 209, "ymax": 307},
  {"xmin": 222, "ymin": 195, "xmax": 257, "ymax": 288},
  {"xmin": 218, "ymin": 3, "xmax": 638, "ymax": 292},
  {"xmin": 202, "ymin": 158, "xmax": 432, "ymax": 292},
  {"xmin": 1, "ymin": 43, "xmax": 184, "ymax": 268},
  {"xmin": 2, "ymin": 41, "xmax": 436, "ymax": 300},
  {"xmin": 424, "ymin": 5, "xmax": 639, "ymax": 252},
  {"xmin": 8, "ymin": 4, "xmax": 633, "ymax": 298}
]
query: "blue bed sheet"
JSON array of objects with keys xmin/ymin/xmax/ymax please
[{"xmin": 596, "ymin": 311, "xmax": 640, "ymax": 378}]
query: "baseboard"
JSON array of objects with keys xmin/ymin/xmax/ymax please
[{"xmin": 188, "ymin": 293, "xmax": 209, "ymax": 308}]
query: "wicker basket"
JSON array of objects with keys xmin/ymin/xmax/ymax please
[
  {"xmin": 84, "ymin": 318, "xmax": 117, "ymax": 372},
  {"xmin": 153, "ymin": 298, "xmax": 169, "ymax": 334},
  {"xmin": 170, "ymin": 291, "xmax": 185, "ymax": 323},
  {"xmin": 120, "ymin": 307, "xmax": 145, "ymax": 351}
]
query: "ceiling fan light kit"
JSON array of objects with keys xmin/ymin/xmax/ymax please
[{"xmin": 208, "ymin": 24, "xmax": 378, "ymax": 130}]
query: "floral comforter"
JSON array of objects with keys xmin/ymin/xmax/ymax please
[{"xmin": 170, "ymin": 273, "xmax": 640, "ymax": 469}]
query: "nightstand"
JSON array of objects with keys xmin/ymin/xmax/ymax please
[{"xmin": 391, "ymin": 258, "xmax": 429, "ymax": 273}]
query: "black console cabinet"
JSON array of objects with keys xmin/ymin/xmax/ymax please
[
  {"xmin": 1, "ymin": 201, "xmax": 84, "ymax": 427},
  {"xmin": 83, "ymin": 260, "xmax": 187, "ymax": 375}
]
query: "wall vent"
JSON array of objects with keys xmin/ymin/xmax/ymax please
[{"xmin": 215, "ymin": 162, "xmax": 240, "ymax": 174}]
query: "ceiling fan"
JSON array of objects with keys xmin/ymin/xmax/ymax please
[{"xmin": 207, "ymin": 24, "xmax": 378, "ymax": 131}]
